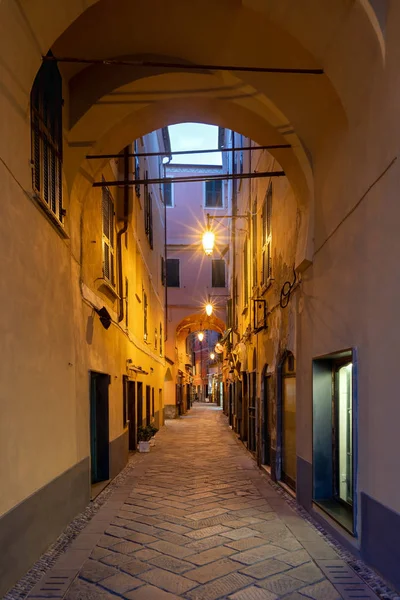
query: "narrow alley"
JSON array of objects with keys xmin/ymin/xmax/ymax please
[{"xmin": 17, "ymin": 406, "xmax": 380, "ymax": 600}]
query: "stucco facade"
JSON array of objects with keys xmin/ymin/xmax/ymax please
[{"xmin": 2, "ymin": 0, "xmax": 400, "ymax": 594}]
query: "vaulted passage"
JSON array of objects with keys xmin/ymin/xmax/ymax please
[
  {"xmin": 3, "ymin": 0, "xmax": 400, "ymax": 596},
  {"xmin": 18, "ymin": 405, "xmax": 367, "ymax": 600}
]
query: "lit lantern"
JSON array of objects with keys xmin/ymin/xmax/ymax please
[
  {"xmin": 205, "ymin": 303, "xmax": 213, "ymax": 316},
  {"xmin": 210, "ymin": 353, "xmax": 215, "ymax": 360},
  {"xmin": 198, "ymin": 331, "xmax": 204, "ymax": 342},
  {"xmin": 202, "ymin": 230, "xmax": 215, "ymax": 255}
]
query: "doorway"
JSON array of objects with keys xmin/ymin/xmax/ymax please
[
  {"xmin": 261, "ymin": 367, "xmax": 271, "ymax": 466},
  {"xmin": 137, "ymin": 382, "xmax": 143, "ymax": 434},
  {"xmin": 146, "ymin": 385, "xmax": 151, "ymax": 425},
  {"xmin": 248, "ymin": 372, "xmax": 256, "ymax": 453},
  {"xmin": 90, "ymin": 371, "xmax": 110, "ymax": 484},
  {"xmin": 127, "ymin": 380, "xmax": 137, "ymax": 452},
  {"xmin": 280, "ymin": 353, "xmax": 296, "ymax": 490}
]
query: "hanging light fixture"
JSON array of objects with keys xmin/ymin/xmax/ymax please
[
  {"xmin": 198, "ymin": 331, "xmax": 204, "ymax": 342},
  {"xmin": 205, "ymin": 302, "xmax": 213, "ymax": 316},
  {"xmin": 202, "ymin": 229, "xmax": 215, "ymax": 255}
]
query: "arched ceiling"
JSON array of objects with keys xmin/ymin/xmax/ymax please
[
  {"xmin": 0, "ymin": 0, "xmax": 387, "ymax": 268},
  {"xmin": 176, "ymin": 313, "xmax": 226, "ymax": 337}
]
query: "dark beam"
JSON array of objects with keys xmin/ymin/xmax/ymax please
[
  {"xmin": 86, "ymin": 144, "xmax": 291, "ymax": 160},
  {"xmin": 43, "ymin": 55, "xmax": 323, "ymax": 75},
  {"xmin": 92, "ymin": 171, "xmax": 285, "ymax": 187}
]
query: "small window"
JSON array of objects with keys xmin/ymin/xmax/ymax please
[
  {"xmin": 102, "ymin": 183, "xmax": 115, "ymax": 285},
  {"xmin": 143, "ymin": 291, "xmax": 148, "ymax": 340},
  {"xmin": 163, "ymin": 180, "xmax": 173, "ymax": 207},
  {"xmin": 154, "ymin": 327, "xmax": 158, "ymax": 350},
  {"xmin": 166, "ymin": 258, "xmax": 180, "ymax": 287},
  {"xmin": 30, "ymin": 54, "xmax": 63, "ymax": 223},
  {"xmin": 205, "ymin": 180, "xmax": 223, "ymax": 208},
  {"xmin": 212, "ymin": 259, "xmax": 225, "ymax": 288},
  {"xmin": 160, "ymin": 323, "xmax": 163, "ymax": 357}
]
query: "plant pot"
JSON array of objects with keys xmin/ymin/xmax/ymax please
[
  {"xmin": 138, "ymin": 441, "xmax": 150, "ymax": 453},
  {"xmin": 150, "ymin": 436, "xmax": 156, "ymax": 447}
]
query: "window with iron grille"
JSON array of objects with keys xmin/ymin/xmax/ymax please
[
  {"xmin": 30, "ymin": 54, "xmax": 63, "ymax": 223},
  {"xmin": 134, "ymin": 140, "xmax": 141, "ymax": 199},
  {"xmin": 102, "ymin": 182, "xmax": 115, "ymax": 285},
  {"xmin": 166, "ymin": 258, "xmax": 180, "ymax": 287},
  {"xmin": 261, "ymin": 183, "xmax": 272, "ymax": 286},
  {"xmin": 205, "ymin": 180, "xmax": 223, "ymax": 208},
  {"xmin": 143, "ymin": 291, "xmax": 148, "ymax": 340},
  {"xmin": 163, "ymin": 180, "xmax": 173, "ymax": 207},
  {"xmin": 144, "ymin": 172, "xmax": 153, "ymax": 249},
  {"xmin": 212, "ymin": 259, "xmax": 226, "ymax": 288}
]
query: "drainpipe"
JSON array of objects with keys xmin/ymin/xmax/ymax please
[{"xmin": 117, "ymin": 145, "xmax": 130, "ymax": 322}]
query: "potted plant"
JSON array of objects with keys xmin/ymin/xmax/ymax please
[
  {"xmin": 137, "ymin": 425, "xmax": 152, "ymax": 453},
  {"xmin": 149, "ymin": 424, "xmax": 158, "ymax": 446}
]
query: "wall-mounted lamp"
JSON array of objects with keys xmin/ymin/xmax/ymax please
[
  {"xmin": 197, "ymin": 331, "xmax": 204, "ymax": 342},
  {"xmin": 205, "ymin": 302, "xmax": 213, "ymax": 316},
  {"xmin": 202, "ymin": 229, "xmax": 215, "ymax": 255},
  {"xmin": 210, "ymin": 352, "xmax": 215, "ymax": 360},
  {"xmin": 202, "ymin": 213, "xmax": 249, "ymax": 256}
]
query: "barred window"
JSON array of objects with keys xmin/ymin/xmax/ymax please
[
  {"xmin": 102, "ymin": 183, "xmax": 115, "ymax": 285},
  {"xmin": 30, "ymin": 54, "xmax": 63, "ymax": 223}
]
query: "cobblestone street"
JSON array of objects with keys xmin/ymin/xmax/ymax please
[{"xmin": 21, "ymin": 405, "xmax": 379, "ymax": 600}]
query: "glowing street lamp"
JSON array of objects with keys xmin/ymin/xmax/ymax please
[
  {"xmin": 210, "ymin": 353, "xmax": 215, "ymax": 360},
  {"xmin": 205, "ymin": 302, "xmax": 213, "ymax": 316},
  {"xmin": 197, "ymin": 331, "xmax": 204, "ymax": 342},
  {"xmin": 202, "ymin": 229, "xmax": 215, "ymax": 255}
]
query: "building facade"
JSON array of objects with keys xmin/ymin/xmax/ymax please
[
  {"xmin": 2, "ymin": 0, "xmax": 400, "ymax": 594},
  {"xmin": 164, "ymin": 162, "xmax": 229, "ymax": 417}
]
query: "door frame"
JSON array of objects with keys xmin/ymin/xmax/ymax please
[
  {"xmin": 277, "ymin": 351, "xmax": 296, "ymax": 491},
  {"xmin": 89, "ymin": 370, "xmax": 110, "ymax": 484}
]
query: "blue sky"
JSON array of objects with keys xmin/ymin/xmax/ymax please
[{"xmin": 168, "ymin": 123, "xmax": 222, "ymax": 166}]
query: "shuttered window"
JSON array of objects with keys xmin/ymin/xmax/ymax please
[
  {"xmin": 134, "ymin": 140, "xmax": 141, "ymax": 199},
  {"xmin": 262, "ymin": 184, "xmax": 272, "ymax": 285},
  {"xmin": 30, "ymin": 54, "xmax": 63, "ymax": 223},
  {"xmin": 144, "ymin": 172, "xmax": 153, "ymax": 249},
  {"xmin": 163, "ymin": 180, "xmax": 173, "ymax": 206},
  {"xmin": 166, "ymin": 258, "xmax": 180, "ymax": 287},
  {"xmin": 212, "ymin": 259, "xmax": 226, "ymax": 288},
  {"xmin": 205, "ymin": 180, "xmax": 223, "ymax": 208},
  {"xmin": 160, "ymin": 323, "xmax": 163, "ymax": 356},
  {"xmin": 102, "ymin": 183, "xmax": 115, "ymax": 285},
  {"xmin": 143, "ymin": 292, "xmax": 148, "ymax": 340},
  {"xmin": 243, "ymin": 238, "xmax": 249, "ymax": 307}
]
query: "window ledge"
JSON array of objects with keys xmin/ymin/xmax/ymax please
[
  {"xmin": 31, "ymin": 193, "xmax": 69, "ymax": 240},
  {"xmin": 98, "ymin": 279, "xmax": 119, "ymax": 300}
]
